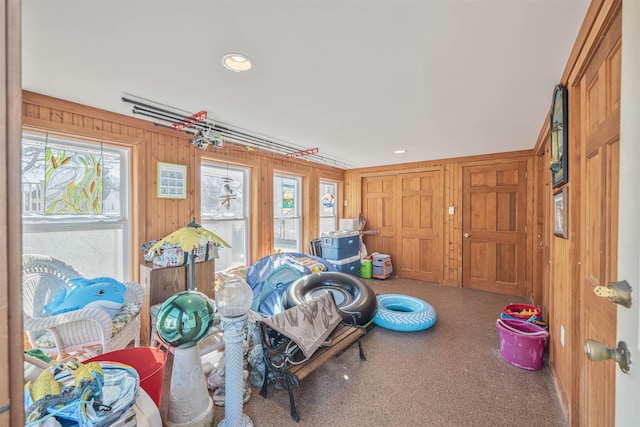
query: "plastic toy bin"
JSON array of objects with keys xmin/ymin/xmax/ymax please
[
  {"xmin": 360, "ymin": 258, "xmax": 372, "ymax": 278},
  {"xmin": 496, "ymin": 318, "xmax": 548, "ymax": 370},
  {"xmin": 86, "ymin": 346, "xmax": 168, "ymax": 407}
]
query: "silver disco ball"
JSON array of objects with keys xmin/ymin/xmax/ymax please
[{"xmin": 156, "ymin": 290, "xmax": 214, "ymax": 348}]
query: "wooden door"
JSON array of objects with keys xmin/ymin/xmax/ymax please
[
  {"xmin": 361, "ymin": 176, "xmax": 396, "ymax": 258},
  {"xmin": 462, "ymin": 162, "xmax": 527, "ymax": 295},
  {"xmin": 397, "ymin": 171, "xmax": 442, "ymax": 282},
  {"xmin": 578, "ymin": 10, "xmax": 621, "ymax": 426}
]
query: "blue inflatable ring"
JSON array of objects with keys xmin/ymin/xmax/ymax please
[{"xmin": 373, "ymin": 294, "xmax": 437, "ymax": 332}]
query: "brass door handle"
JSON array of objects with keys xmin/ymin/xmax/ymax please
[
  {"xmin": 594, "ymin": 280, "xmax": 632, "ymax": 308},
  {"xmin": 463, "ymin": 233, "xmax": 470, "ymax": 238}
]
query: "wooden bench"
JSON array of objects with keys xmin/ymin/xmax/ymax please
[{"xmin": 257, "ymin": 317, "xmax": 367, "ymax": 422}]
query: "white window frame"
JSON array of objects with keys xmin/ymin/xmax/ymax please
[
  {"xmin": 200, "ymin": 162, "xmax": 250, "ymax": 271},
  {"xmin": 21, "ymin": 132, "xmax": 131, "ymax": 279},
  {"xmin": 273, "ymin": 173, "xmax": 302, "ymax": 252},
  {"xmin": 319, "ymin": 180, "xmax": 338, "ymax": 236}
]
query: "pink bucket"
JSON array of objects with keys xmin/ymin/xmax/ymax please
[{"xmin": 496, "ymin": 318, "xmax": 549, "ymax": 370}]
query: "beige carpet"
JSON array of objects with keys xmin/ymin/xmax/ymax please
[{"xmin": 160, "ymin": 277, "xmax": 566, "ymax": 427}]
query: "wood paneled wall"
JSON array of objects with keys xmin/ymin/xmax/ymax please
[
  {"xmin": 530, "ymin": 0, "xmax": 622, "ymax": 422},
  {"xmin": 345, "ymin": 150, "xmax": 533, "ymax": 289},
  {"xmin": 21, "ymin": 91, "xmax": 345, "ymax": 280},
  {"xmin": 200, "ymin": 145, "xmax": 344, "ymax": 262},
  {"xmin": 21, "ymin": 90, "xmax": 536, "ymax": 296},
  {"xmin": 6, "ymin": 0, "xmax": 619, "ymax": 425}
]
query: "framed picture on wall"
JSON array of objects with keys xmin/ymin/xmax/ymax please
[
  {"xmin": 157, "ymin": 162, "xmax": 187, "ymax": 199},
  {"xmin": 550, "ymin": 84, "xmax": 569, "ymax": 188},
  {"xmin": 553, "ymin": 187, "xmax": 568, "ymax": 239}
]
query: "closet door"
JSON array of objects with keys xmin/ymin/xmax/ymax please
[
  {"xmin": 362, "ymin": 170, "xmax": 443, "ymax": 283},
  {"xmin": 462, "ymin": 161, "xmax": 527, "ymax": 296},
  {"xmin": 397, "ymin": 170, "xmax": 442, "ymax": 282},
  {"xmin": 361, "ymin": 175, "xmax": 396, "ymax": 258}
]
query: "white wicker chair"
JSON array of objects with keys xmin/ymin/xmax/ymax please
[{"xmin": 22, "ymin": 254, "xmax": 143, "ymax": 358}]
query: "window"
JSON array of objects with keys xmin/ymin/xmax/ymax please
[
  {"xmin": 319, "ymin": 180, "xmax": 337, "ymax": 236},
  {"xmin": 273, "ymin": 173, "xmax": 302, "ymax": 252},
  {"xmin": 21, "ymin": 133, "xmax": 130, "ymax": 280},
  {"xmin": 201, "ymin": 163, "xmax": 249, "ymax": 271}
]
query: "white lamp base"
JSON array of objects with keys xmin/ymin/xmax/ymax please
[{"xmin": 165, "ymin": 346, "xmax": 214, "ymax": 427}]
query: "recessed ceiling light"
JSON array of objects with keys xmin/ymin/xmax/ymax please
[
  {"xmin": 222, "ymin": 53, "xmax": 253, "ymax": 72},
  {"xmin": 394, "ymin": 149, "xmax": 406, "ymax": 154}
]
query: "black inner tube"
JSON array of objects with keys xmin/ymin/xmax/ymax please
[{"xmin": 284, "ymin": 272, "xmax": 377, "ymax": 326}]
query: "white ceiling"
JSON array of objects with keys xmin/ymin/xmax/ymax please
[{"xmin": 22, "ymin": 0, "xmax": 590, "ymax": 169}]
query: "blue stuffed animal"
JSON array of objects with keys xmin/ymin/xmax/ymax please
[{"xmin": 44, "ymin": 277, "xmax": 126, "ymax": 317}]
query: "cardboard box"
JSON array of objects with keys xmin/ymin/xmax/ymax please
[{"xmin": 339, "ymin": 218, "xmax": 360, "ymax": 231}]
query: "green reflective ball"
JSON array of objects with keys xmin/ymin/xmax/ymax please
[{"xmin": 156, "ymin": 290, "xmax": 214, "ymax": 348}]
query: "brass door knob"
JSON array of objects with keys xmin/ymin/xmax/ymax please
[
  {"xmin": 584, "ymin": 339, "xmax": 631, "ymax": 374},
  {"xmin": 463, "ymin": 233, "xmax": 470, "ymax": 238}
]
